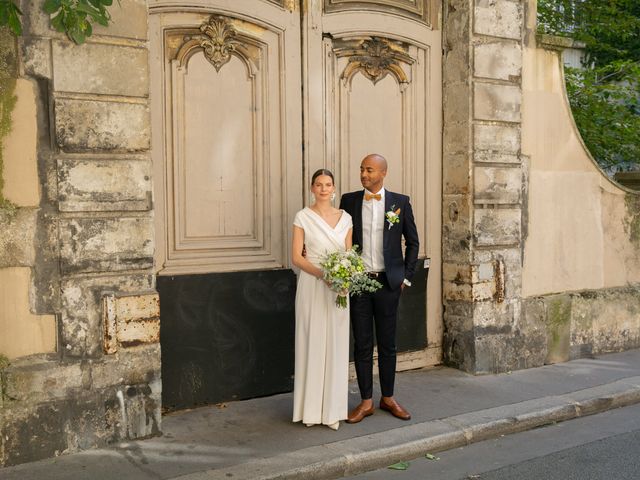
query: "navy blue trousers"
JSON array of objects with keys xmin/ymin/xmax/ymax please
[{"xmin": 350, "ymin": 273, "xmax": 402, "ymax": 399}]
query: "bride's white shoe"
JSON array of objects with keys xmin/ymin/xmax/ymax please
[
  {"xmin": 305, "ymin": 423, "xmax": 314, "ymax": 427},
  {"xmin": 327, "ymin": 421, "xmax": 340, "ymax": 431}
]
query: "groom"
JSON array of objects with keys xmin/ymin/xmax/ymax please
[{"xmin": 340, "ymin": 153, "xmax": 419, "ymax": 423}]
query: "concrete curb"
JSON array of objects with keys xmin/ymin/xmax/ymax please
[{"xmin": 172, "ymin": 376, "xmax": 640, "ymax": 480}]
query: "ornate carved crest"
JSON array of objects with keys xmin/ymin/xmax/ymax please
[
  {"xmin": 339, "ymin": 37, "xmax": 412, "ymax": 87},
  {"xmin": 198, "ymin": 15, "xmax": 240, "ymax": 72}
]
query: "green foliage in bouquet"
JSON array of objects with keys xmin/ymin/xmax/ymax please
[{"xmin": 320, "ymin": 246, "xmax": 382, "ymax": 309}]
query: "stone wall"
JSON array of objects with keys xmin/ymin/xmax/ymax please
[
  {"xmin": 525, "ymin": 287, "xmax": 640, "ymax": 363},
  {"xmin": 0, "ymin": 0, "xmax": 160, "ymax": 467},
  {"xmin": 520, "ymin": 8, "xmax": 640, "ymax": 358},
  {"xmin": 442, "ymin": 0, "xmax": 546, "ymax": 373}
]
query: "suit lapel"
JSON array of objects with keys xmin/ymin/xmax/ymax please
[
  {"xmin": 354, "ymin": 191, "xmax": 364, "ymax": 246},
  {"xmin": 383, "ymin": 190, "xmax": 393, "ymax": 250}
]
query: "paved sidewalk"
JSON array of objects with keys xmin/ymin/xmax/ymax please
[{"xmin": 1, "ymin": 349, "xmax": 640, "ymax": 480}]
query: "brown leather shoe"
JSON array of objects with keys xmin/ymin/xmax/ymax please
[
  {"xmin": 379, "ymin": 397, "xmax": 411, "ymax": 420},
  {"xmin": 346, "ymin": 402, "xmax": 375, "ymax": 424}
]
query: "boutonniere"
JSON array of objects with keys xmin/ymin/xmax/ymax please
[{"xmin": 386, "ymin": 205, "xmax": 401, "ymax": 230}]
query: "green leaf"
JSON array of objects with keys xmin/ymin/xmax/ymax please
[
  {"xmin": 388, "ymin": 461, "xmax": 410, "ymax": 471},
  {"xmin": 7, "ymin": 6, "xmax": 21, "ymax": 35},
  {"xmin": 425, "ymin": 453, "xmax": 440, "ymax": 461},
  {"xmin": 94, "ymin": 13, "xmax": 108, "ymax": 26},
  {"xmin": 100, "ymin": 0, "xmax": 113, "ymax": 6},
  {"xmin": 69, "ymin": 28, "xmax": 86, "ymax": 44},
  {"xmin": 42, "ymin": 0, "xmax": 61, "ymax": 14},
  {"xmin": 50, "ymin": 12, "xmax": 65, "ymax": 31},
  {"xmin": 74, "ymin": 3, "xmax": 100, "ymax": 15}
]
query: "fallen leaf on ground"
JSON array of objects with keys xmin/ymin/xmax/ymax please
[
  {"xmin": 425, "ymin": 453, "xmax": 440, "ymax": 460},
  {"xmin": 388, "ymin": 461, "xmax": 410, "ymax": 470}
]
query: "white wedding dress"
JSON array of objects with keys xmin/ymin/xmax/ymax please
[{"xmin": 292, "ymin": 207, "xmax": 352, "ymax": 426}]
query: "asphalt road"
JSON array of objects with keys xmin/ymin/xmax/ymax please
[{"xmin": 347, "ymin": 402, "xmax": 640, "ymax": 479}]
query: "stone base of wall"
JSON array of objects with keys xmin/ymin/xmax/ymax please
[
  {"xmin": 524, "ymin": 285, "xmax": 640, "ymax": 364},
  {"xmin": 0, "ymin": 346, "xmax": 161, "ymax": 467},
  {"xmin": 444, "ymin": 298, "xmax": 548, "ymax": 375}
]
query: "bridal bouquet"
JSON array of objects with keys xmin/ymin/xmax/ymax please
[{"xmin": 320, "ymin": 246, "xmax": 383, "ymax": 308}]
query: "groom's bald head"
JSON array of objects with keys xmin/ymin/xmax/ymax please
[
  {"xmin": 360, "ymin": 154, "xmax": 388, "ymax": 193},
  {"xmin": 362, "ymin": 153, "xmax": 388, "ymax": 172}
]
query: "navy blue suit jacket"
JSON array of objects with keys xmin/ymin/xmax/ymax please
[{"xmin": 340, "ymin": 190, "xmax": 420, "ymax": 291}]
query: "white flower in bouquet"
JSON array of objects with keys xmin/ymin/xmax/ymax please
[{"xmin": 320, "ymin": 246, "xmax": 383, "ymax": 308}]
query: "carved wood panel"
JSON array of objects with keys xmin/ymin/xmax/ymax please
[
  {"xmin": 324, "ymin": 0, "xmax": 430, "ymax": 25},
  {"xmin": 325, "ymin": 36, "xmax": 426, "ymax": 215},
  {"xmin": 154, "ymin": 11, "xmax": 301, "ymax": 274}
]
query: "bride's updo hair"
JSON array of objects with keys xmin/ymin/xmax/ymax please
[{"xmin": 311, "ymin": 168, "xmax": 334, "ymax": 185}]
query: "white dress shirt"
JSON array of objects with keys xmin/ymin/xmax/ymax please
[{"xmin": 361, "ymin": 188, "xmax": 385, "ymax": 272}]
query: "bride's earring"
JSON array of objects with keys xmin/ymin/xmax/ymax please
[
  {"xmin": 310, "ymin": 193, "xmax": 316, "ymax": 203},
  {"xmin": 331, "ymin": 192, "xmax": 336, "ymax": 202}
]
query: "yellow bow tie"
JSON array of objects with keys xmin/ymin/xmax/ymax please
[{"xmin": 364, "ymin": 193, "xmax": 382, "ymax": 201}]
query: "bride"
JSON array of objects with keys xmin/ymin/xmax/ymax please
[{"xmin": 291, "ymin": 169, "xmax": 353, "ymax": 430}]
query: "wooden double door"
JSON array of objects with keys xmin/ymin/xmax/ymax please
[{"xmin": 150, "ymin": 0, "xmax": 442, "ymax": 409}]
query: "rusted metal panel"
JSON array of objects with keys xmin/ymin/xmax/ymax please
[{"xmin": 102, "ymin": 292, "xmax": 160, "ymax": 354}]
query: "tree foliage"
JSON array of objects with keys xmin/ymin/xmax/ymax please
[
  {"xmin": 0, "ymin": 0, "xmax": 114, "ymax": 44},
  {"xmin": 566, "ymin": 61, "xmax": 640, "ymax": 171},
  {"xmin": 538, "ymin": 0, "xmax": 640, "ymax": 67},
  {"xmin": 538, "ymin": 0, "xmax": 640, "ymax": 173}
]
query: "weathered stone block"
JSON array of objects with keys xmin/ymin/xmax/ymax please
[
  {"xmin": 54, "ymin": 98, "xmax": 150, "ymax": 152},
  {"xmin": 91, "ymin": 343, "xmax": 161, "ymax": 390},
  {"xmin": 443, "ymin": 194, "xmax": 473, "ymax": 262},
  {"xmin": 59, "ymin": 217, "xmax": 153, "ymax": 274},
  {"xmin": 20, "ymin": 0, "xmax": 60, "ymax": 38},
  {"xmin": 474, "ymin": 124, "xmax": 520, "ymax": 153},
  {"xmin": 474, "ymin": 165, "xmax": 521, "ymax": 204},
  {"xmin": 4, "ymin": 360, "xmax": 83, "ymax": 404},
  {"xmin": 60, "ymin": 273, "xmax": 154, "ymax": 357},
  {"xmin": 52, "ymin": 41, "xmax": 148, "ymax": 97},
  {"xmin": 474, "ymin": 82, "xmax": 521, "ymax": 122},
  {"xmin": 543, "ymin": 294, "xmax": 571, "ymax": 364},
  {"xmin": 474, "ymin": 330, "xmax": 545, "ymax": 374},
  {"xmin": 444, "ymin": 82, "xmax": 471, "ymax": 125},
  {"xmin": 474, "ymin": 247, "xmax": 522, "ymax": 300},
  {"xmin": 474, "ymin": 0, "xmax": 522, "ymax": 40},
  {"xmin": 20, "ymin": 37, "xmax": 52, "ymax": 78},
  {"xmin": 92, "ymin": 0, "xmax": 148, "ymax": 40},
  {"xmin": 0, "ymin": 371, "xmax": 161, "ymax": 467},
  {"xmin": 474, "ymin": 300, "xmax": 515, "ymax": 329},
  {"xmin": 573, "ymin": 288, "xmax": 640, "ymax": 355},
  {"xmin": 442, "ymin": 301, "xmax": 476, "ymax": 371},
  {"xmin": 474, "ymin": 208, "xmax": 521, "ymax": 246},
  {"xmin": 443, "ymin": 153, "xmax": 471, "ymax": 195},
  {"xmin": 57, "ymin": 158, "xmax": 152, "ymax": 212},
  {"xmin": 444, "ymin": 46, "xmax": 471, "ymax": 84},
  {"xmin": 474, "ymin": 151, "xmax": 520, "ymax": 164},
  {"xmin": 0, "ymin": 209, "xmax": 37, "ymax": 266},
  {"xmin": 474, "ymin": 41, "xmax": 522, "ymax": 80},
  {"xmin": 444, "ymin": 121, "xmax": 471, "ymax": 155}
]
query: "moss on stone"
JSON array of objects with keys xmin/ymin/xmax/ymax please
[
  {"xmin": 624, "ymin": 194, "xmax": 640, "ymax": 248},
  {"xmin": 0, "ymin": 27, "xmax": 18, "ymax": 214},
  {"xmin": 0, "ymin": 353, "xmax": 9, "ymax": 405},
  {"xmin": 546, "ymin": 295, "xmax": 571, "ymax": 349}
]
